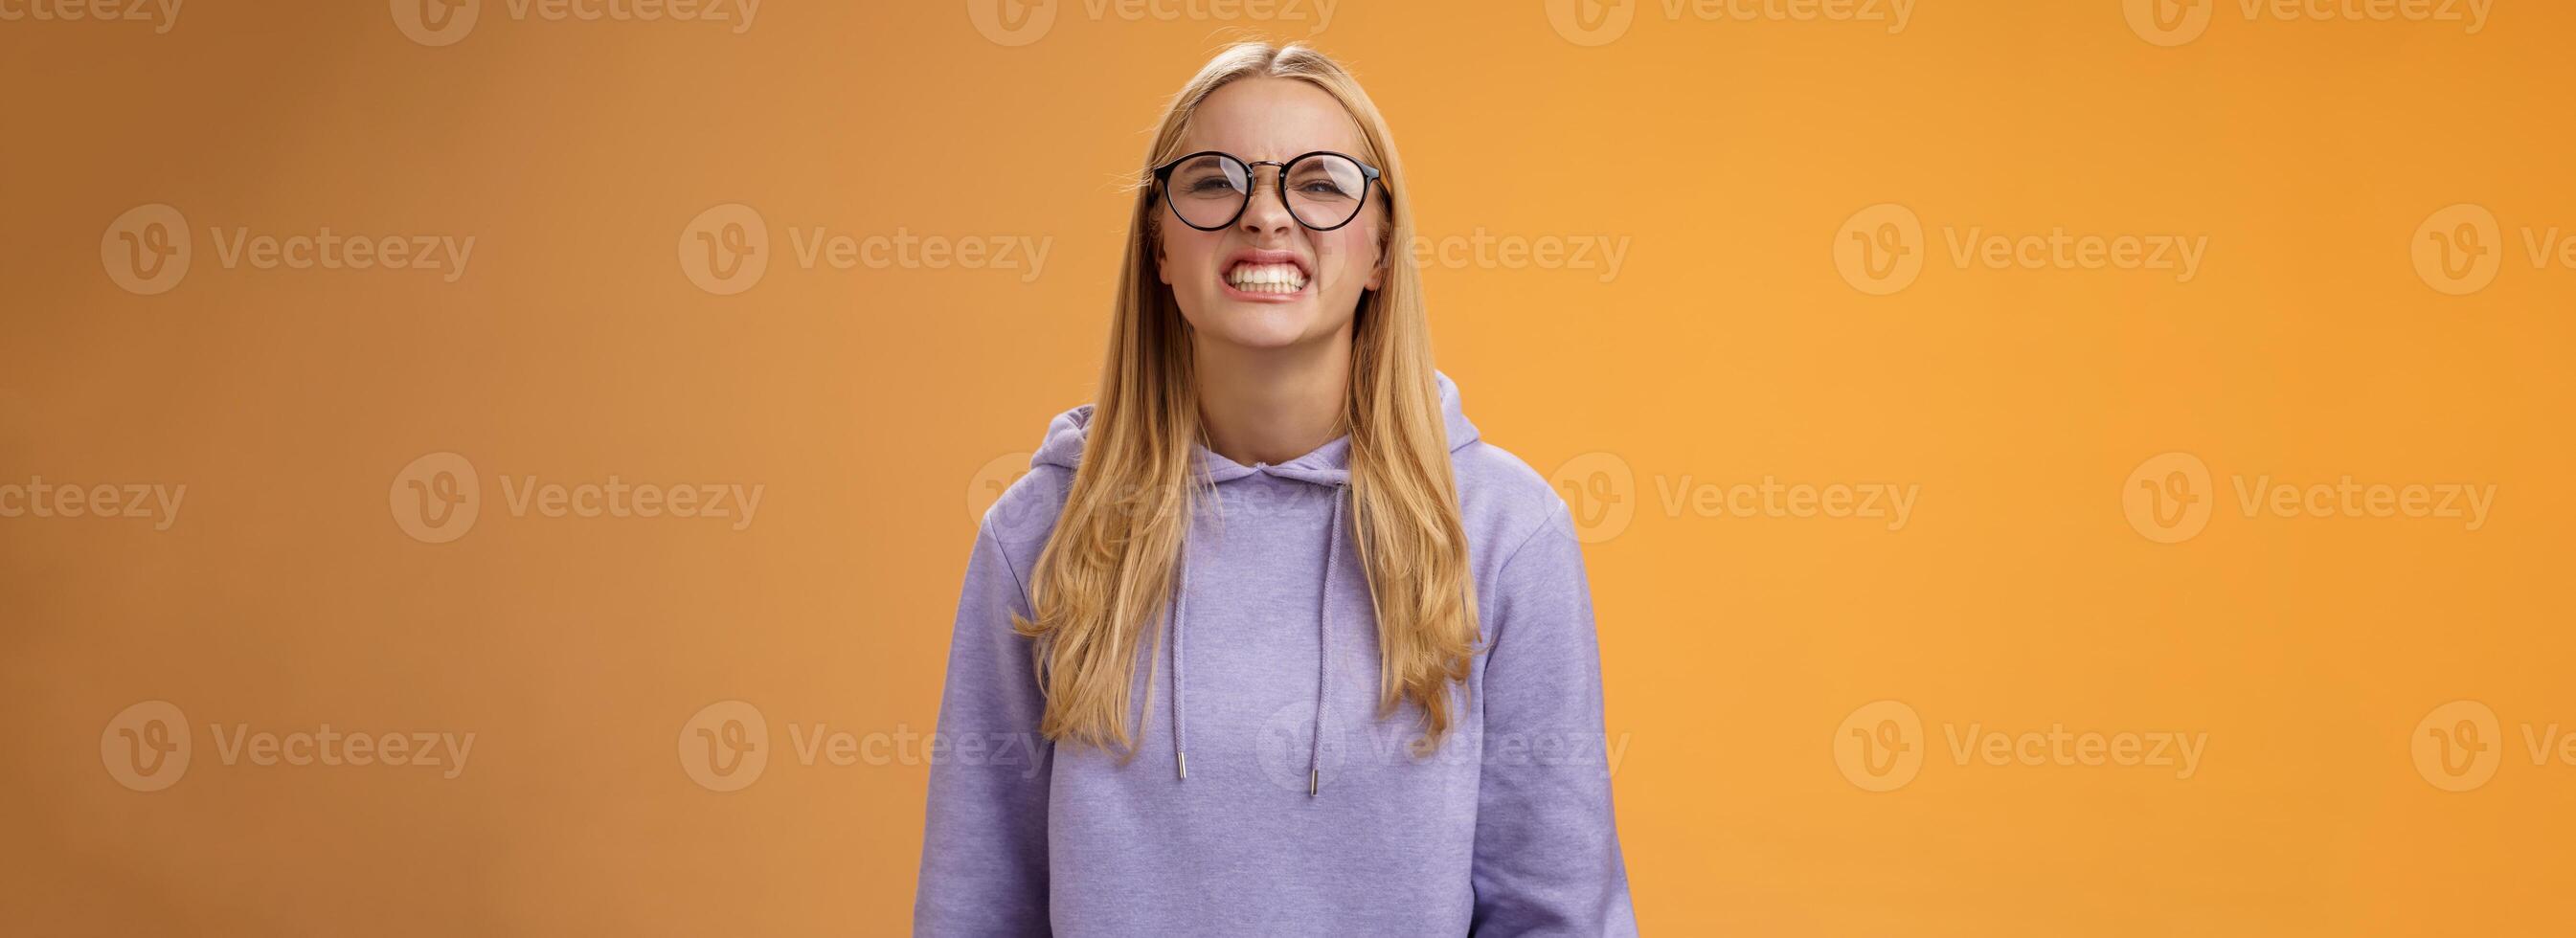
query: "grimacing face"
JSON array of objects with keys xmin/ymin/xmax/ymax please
[{"xmin": 1153, "ymin": 78, "xmax": 1389, "ymax": 350}]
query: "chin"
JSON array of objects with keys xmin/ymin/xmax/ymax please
[{"xmin": 1189, "ymin": 293, "xmax": 1344, "ymax": 348}]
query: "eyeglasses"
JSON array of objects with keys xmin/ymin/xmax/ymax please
[{"xmin": 1148, "ymin": 150, "xmax": 1384, "ymax": 233}]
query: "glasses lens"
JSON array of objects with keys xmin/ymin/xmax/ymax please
[
  {"xmin": 1284, "ymin": 154, "xmax": 1368, "ymax": 229},
  {"xmin": 1164, "ymin": 154, "xmax": 1250, "ymax": 229}
]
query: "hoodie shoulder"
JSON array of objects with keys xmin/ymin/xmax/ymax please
[
  {"xmin": 983, "ymin": 460, "xmax": 1072, "ymax": 549},
  {"xmin": 1449, "ymin": 438, "xmax": 1573, "ymax": 571},
  {"xmin": 981, "ymin": 403, "xmax": 1088, "ymax": 553}
]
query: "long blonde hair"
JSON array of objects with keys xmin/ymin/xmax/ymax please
[{"xmin": 1014, "ymin": 41, "xmax": 1479, "ymax": 761}]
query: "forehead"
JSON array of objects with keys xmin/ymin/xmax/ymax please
[{"xmin": 1178, "ymin": 77, "xmax": 1366, "ymax": 161}]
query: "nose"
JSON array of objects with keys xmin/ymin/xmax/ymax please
[{"xmin": 1237, "ymin": 166, "xmax": 1295, "ymax": 236}]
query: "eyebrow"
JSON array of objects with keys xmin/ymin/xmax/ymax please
[{"xmin": 1171, "ymin": 148, "xmax": 1362, "ymax": 163}]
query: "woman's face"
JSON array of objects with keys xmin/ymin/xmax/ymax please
[{"xmin": 1155, "ymin": 78, "xmax": 1387, "ymax": 350}]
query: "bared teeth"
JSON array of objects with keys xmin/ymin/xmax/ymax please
[{"xmin": 1226, "ymin": 262, "xmax": 1306, "ymax": 293}]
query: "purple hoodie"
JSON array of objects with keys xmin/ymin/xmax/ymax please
[{"xmin": 915, "ymin": 371, "xmax": 1638, "ymax": 936}]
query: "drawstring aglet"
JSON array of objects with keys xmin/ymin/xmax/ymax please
[
  {"xmin": 1308, "ymin": 769, "xmax": 1319, "ymax": 796},
  {"xmin": 1176, "ymin": 751, "xmax": 1187, "ymax": 780}
]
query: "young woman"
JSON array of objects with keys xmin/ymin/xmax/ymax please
[{"xmin": 915, "ymin": 41, "xmax": 1638, "ymax": 936}]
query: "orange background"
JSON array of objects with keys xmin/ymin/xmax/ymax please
[{"xmin": 6, "ymin": 1, "xmax": 2574, "ymax": 934}]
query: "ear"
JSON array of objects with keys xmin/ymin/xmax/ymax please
[
  {"xmin": 1154, "ymin": 229, "xmax": 1173, "ymax": 286},
  {"xmin": 1366, "ymin": 228, "xmax": 1389, "ymax": 292}
]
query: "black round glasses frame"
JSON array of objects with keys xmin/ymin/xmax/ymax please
[{"xmin": 1147, "ymin": 149, "xmax": 1386, "ymax": 233}]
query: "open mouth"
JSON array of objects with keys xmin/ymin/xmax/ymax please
[{"xmin": 1222, "ymin": 252, "xmax": 1310, "ymax": 298}]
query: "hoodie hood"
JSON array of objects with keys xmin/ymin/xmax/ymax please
[{"xmin": 1023, "ymin": 369, "xmax": 1480, "ymax": 796}]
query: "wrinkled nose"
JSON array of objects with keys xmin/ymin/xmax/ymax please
[{"xmin": 1238, "ymin": 168, "xmax": 1294, "ymax": 236}]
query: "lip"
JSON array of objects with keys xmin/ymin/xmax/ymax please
[{"xmin": 1219, "ymin": 248, "xmax": 1312, "ymax": 302}]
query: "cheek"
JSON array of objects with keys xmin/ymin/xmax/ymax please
[
  {"xmin": 1320, "ymin": 227, "xmax": 1382, "ymax": 288},
  {"xmin": 1160, "ymin": 231, "xmax": 1218, "ymax": 287}
]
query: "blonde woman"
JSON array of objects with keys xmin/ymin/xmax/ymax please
[{"xmin": 915, "ymin": 41, "xmax": 1638, "ymax": 936}]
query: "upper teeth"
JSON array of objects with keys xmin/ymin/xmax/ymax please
[{"xmin": 1228, "ymin": 262, "xmax": 1306, "ymax": 293}]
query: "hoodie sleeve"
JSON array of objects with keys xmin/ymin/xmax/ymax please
[
  {"xmin": 1469, "ymin": 500, "xmax": 1640, "ymax": 937},
  {"xmin": 913, "ymin": 517, "xmax": 1054, "ymax": 937}
]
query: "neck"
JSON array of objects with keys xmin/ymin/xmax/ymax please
[{"xmin": 1191, "ymin": 328, "xmax": 1352, "ymax": 467}]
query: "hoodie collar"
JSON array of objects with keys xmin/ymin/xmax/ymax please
[{"xmin": 1029, "ymin": 369, "xmax": 1480, "ymax": 481}]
